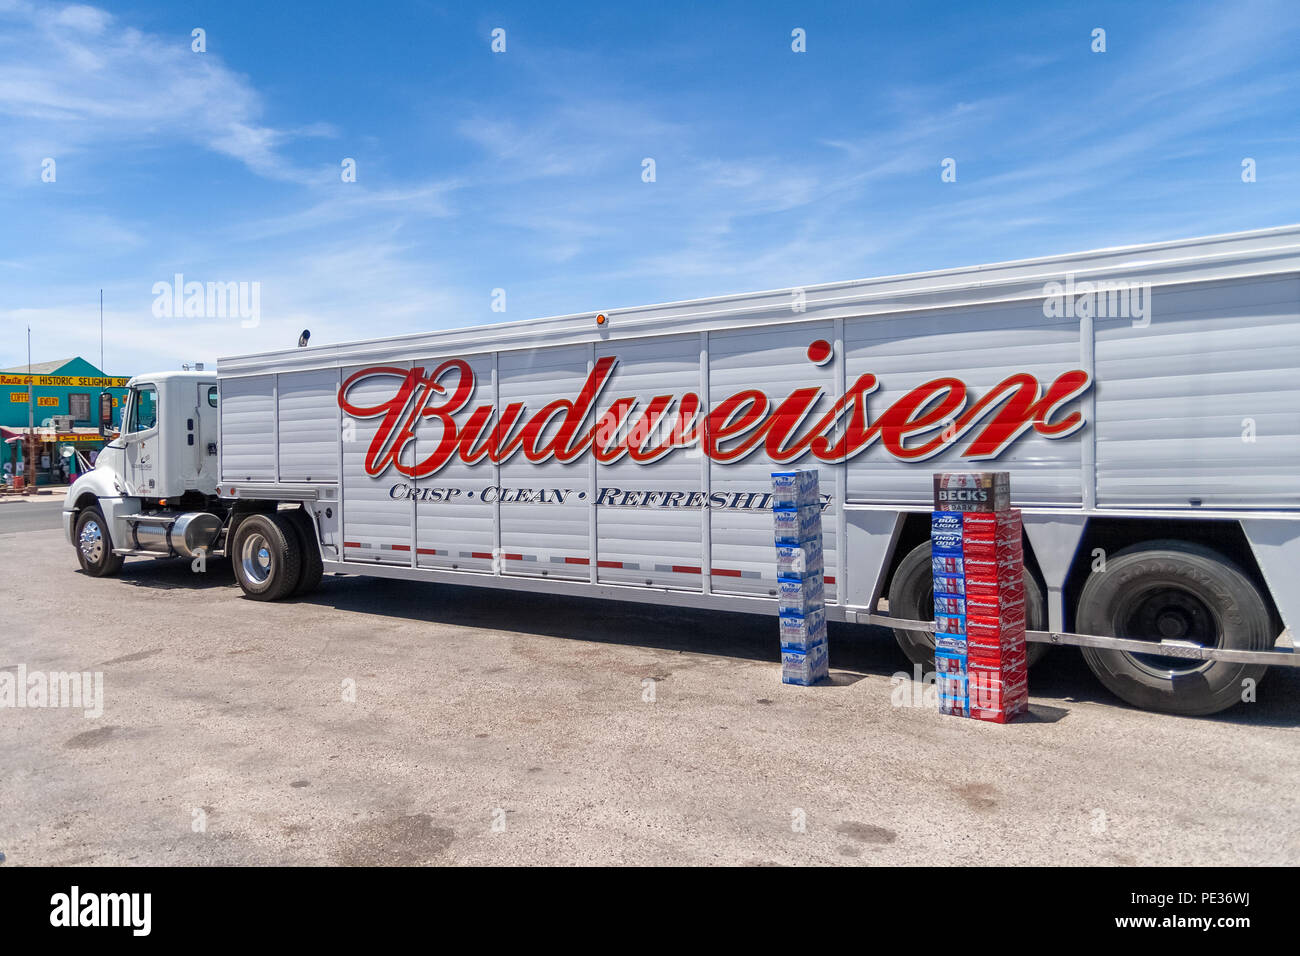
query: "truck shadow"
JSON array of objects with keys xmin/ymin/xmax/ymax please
[
  {"xmin": 112, "ymin": 556, "xmax": 237, "ymax": 591},
  {"xmin": 294, "ymin": 573, "xmax": 1300, "ymax": 728}
]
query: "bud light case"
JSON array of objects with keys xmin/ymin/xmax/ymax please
[
  {"xmin": 933, "ymin": 573, "xmax": 965, "ymax": 597},
  {"xmin": 934, "ymin": 634, "xmax": 968, "ymax": 654},
  {"xmin": 935, "ymin": 612, "xmax": 966, "ymax": 635},
  {"xmin": 930, "ymin": 511, "xmax": 964, "ymax": 555},
  {"xmin": 934, "ymin": 650, "xmax": 967, "ymax": 676},
  {"xmin": 939, "ymin": 694, "xmax": 969, "ymax": 717},
  {"xmin": 932, "ymin": 554, "xmax": 964, "ymax": 575},
  {"xmin": 937, "ymin": 673, "xmax": 968, "ymax": 699},
  {"xmin": 934, "ymin": 594, "xmax": 966, "ymax": 616}
]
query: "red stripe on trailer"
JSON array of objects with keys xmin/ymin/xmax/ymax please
[
  {"xmin": 710, "ymin": 568, "xmax": 742, "ymax": 577},
  {"xmin": 344, "ymin": 541, "xmax": 361, "ymax": 548},
  {"xmin": 470, "ymin": 551, "xmax": 493, "ymax": 559},
  {"xmin": 596, "ymin": 560, "xmax": 623, "ymax": 568},
  {"xmin": 671, "ymin": 565, "xmax": 702, "ymax": 574},
  {"xmin": 390, "ymin": 545, "xmax": 410, "ymax": 552},
  {"xmin": 564, "ymin": 556, "xmax": 590, "ymax": 565},
  {"xmin": 504, "ymin": 553, "xmax": 524, "ymax": 561},
  {"xmin": 824, "ymin": 576, "xmax": 835, "ymax": 584},
  {"xmin": 416, "ymin": 548, "xmax": 439, "ymax": 555}
]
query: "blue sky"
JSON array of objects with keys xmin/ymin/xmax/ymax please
[{"xmin": 1, "ymin": 0, "xmax": 1298, "ymax": 374}]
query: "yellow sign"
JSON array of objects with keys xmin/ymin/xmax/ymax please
[
  {"xmin": 0, "ymin": 374, "xmax": 130, "ymax": 388},
  {"xmin": 57, "ymin": 433, "xmax": 102, "ymax": 443},
  {"xmin": 9, "ymin": 391, "xmax": 27, "ymax": 402},
  {"xmin": 37, "ymin": 396, "xmax": 59, "ymax": 407}
]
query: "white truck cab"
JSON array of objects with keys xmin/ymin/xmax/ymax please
[{"xmin": 64, "ymin": 371, "xmax": 227, "ymax": 572}]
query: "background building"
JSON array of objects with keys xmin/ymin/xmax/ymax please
[{"xmin": 0, "ymin": 357, "xmax": 130, "ymax": 487}]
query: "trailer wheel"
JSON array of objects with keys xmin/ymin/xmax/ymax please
[
  {"xmin": 887, "ymin": 541, "xmax": 1047, "ymax": 669},
  {"xmin": 1076, "ymin": 541, "xmax": 1271, "ymax": 716},
  {"xmin": 286, "ymin": 508, "xmax": 324, "ymax": 597},
  {"xmin": 231, "ymin": 513, "xmax": 302, "ymax": 601},
  {"xmin": 74, "ymin": 505, "xmax": 124, "ymax": 577}
]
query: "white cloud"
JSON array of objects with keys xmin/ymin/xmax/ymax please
[{"xmin": 0, "ymin": 2, "xmax": 329, "ymax": 183}]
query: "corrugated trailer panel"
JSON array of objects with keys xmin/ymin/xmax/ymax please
[
  {"xmin": 1094, "ymin": 275, "xmax": 1300, "ymax": 509},
  {"xmin": 220, "ymin": 374, "xmax": 276, "ymax": 481},
  {"xmin": 497, "ymin": 345, "xmax": 591, "ymax": 580},
  {"xmin": 594, "ymin": 334, "xmax": 704, "ymax": 590},
  {"xmin": 843, "ymin": 298, "xmax": 1083, "ymax": 507},
  {"xmin": 342, "ymin": 361, "xmax": 412, "ymax": 564},
  {"xmin": 708, "ymin": 322, "xmax": 839, "ymax": 601},
  {"xmin": 277, "ymin": 368, "xmax": 340, "ymax": 482},
  {"xmin": 412, "ymin": 352, "xmax": 497, "ymax": 573}
]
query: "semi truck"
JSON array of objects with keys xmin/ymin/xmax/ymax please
[{"xmin": 64, "ymin": 225, "xmax": 1300, "ymax": 716}]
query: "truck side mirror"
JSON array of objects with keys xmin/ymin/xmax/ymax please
[{"xmin": 99, "ymin": 393, "xmax": 114, "ymax": 432}]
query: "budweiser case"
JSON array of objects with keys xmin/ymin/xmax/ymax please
[
  {"xmin": 964, "ymin": 589, "xmax": 1025, "ymax": 618},
  {"xmin": 969, "ymin": 673, "xmax": 1029, "ymax": 722}
]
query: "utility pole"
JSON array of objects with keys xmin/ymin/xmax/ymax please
[{"xmin": 26, "ymin": 325, "xmax": 35, "ymax": 490}]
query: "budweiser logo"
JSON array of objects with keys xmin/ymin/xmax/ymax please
[{"xmin": 338, "ymin": 344, "xmax": 1091, "ymax": 479}]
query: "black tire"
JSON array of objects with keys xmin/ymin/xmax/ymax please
[
  {"xmin": 887, "ymin": 540, "xmax": 1047, "ymax": 669},
  {"xmin": 286, "ymin": 508, "xmax": 324, "ymax": 597},
  {"xmin": 230, "ymin": 513, "xmax": 302, "ymax": 601},
  {"xmin": 1076, "ymin": 540, "xmax": 1271, "ymax": 716},
  {"xmin": 74, "ymin": 505, "xmax": 124, "ymax": 577}
]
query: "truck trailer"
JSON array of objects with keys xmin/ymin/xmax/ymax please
[{"xmin": 64, "ymin": 225, "xmax": 1300, "ymax": 716}]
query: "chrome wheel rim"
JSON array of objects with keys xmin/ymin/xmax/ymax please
[
  {"xmin": 79, "ymin": 520, "xmax": 103, "ymax": 563},
  {"xmin": 240, "ymin": 532, "xmax": 273, "ymax": 585}
]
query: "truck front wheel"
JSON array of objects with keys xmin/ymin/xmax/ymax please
[
  {"xmin": 1076, "ymin": 541, "xmax": 1271, "ymax": 716},
  {"xmin": 231, "ymin": 513, "xmax": 302, "ymax": 601},
  {"xmin": 887, "ymin": 541, "xmax": 1047, "ymax": 669},
  {"xmin": 75, "ymin": 505, "xmax": 124, "ymax": 577}
]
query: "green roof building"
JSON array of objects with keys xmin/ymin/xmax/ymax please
[{"xmin": 1, "ymin": 357, "xmax": 131, "ymax": 487}]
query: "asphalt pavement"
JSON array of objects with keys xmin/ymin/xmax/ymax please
[{"xmin": 2, "ymin": 522, "xmax": 1297, "ymax": 865}]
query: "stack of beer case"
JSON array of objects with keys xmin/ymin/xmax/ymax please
[
  {"xmin": 772, "ymin": 470, "xmax": 829, "ymax": 686},
  {"xmin": 931, "ymin": 472, "xmax": 1029, "ymax": 723}
]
